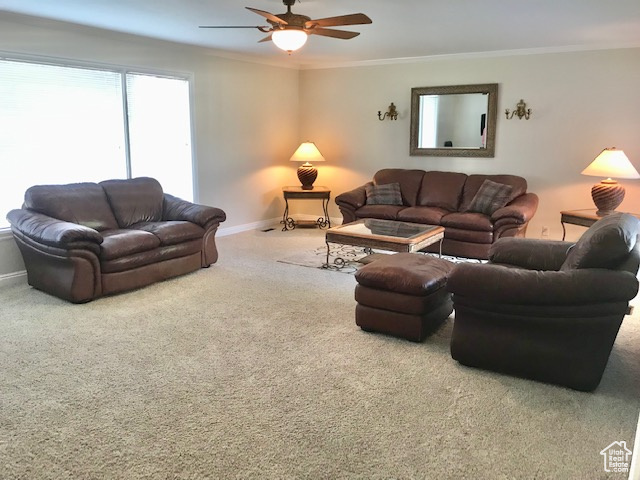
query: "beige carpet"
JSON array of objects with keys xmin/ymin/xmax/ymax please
[{"xmin": 1, "ymin": 227, "xmax": 639, "ymax": 479}]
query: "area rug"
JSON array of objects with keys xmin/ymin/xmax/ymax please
[{"xmin": 277, "ymin": 244, "xmax": 485, "ymax": 273}]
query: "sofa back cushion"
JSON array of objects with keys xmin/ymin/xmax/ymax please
[
  {"xmin": 100, "ymin": 177, "xmax": 164, "ymax": 228},
  {"xmin": 459, "ymin": 174, "xmax": 527, "ymax": 212},
  {"xmin": 561, "ymin": 213, "xmax": 639, "ymax": 270},
  {"xmin": 23, "ymin": 182, "xmax": 119, "ymax": 231},
  {"xmin": 373, "ymin": 169, "xmax": 426, "ymax": 206},
  {"xmin": 416, "ymin": 171, "xmax": 468, "ymax": 211}
]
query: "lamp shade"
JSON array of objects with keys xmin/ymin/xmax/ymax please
[
  {"xmin": 581, "ymin": 148, "xmax": 640, "ymax": 179},
  {"xmin": 272, "ymin": 29, "xmax": 308, "ymax": 53},
  {"xmin": 581, "ymin": 148, "xmax": 640, "ymax": 215},
  {"xmin": 290, "ymin": 142, "xmax": 324, "ymax": 190},
  {"xmin": 290, "ymin": 142, "xmax": 325, "ymax": 163}
]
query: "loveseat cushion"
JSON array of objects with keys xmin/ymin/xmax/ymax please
[
  {"xmin": 100, "ymin": 240, "xmax": 202, "ymax": 274},
  {"xmin": 100, "ymin": 177, "xmax": 164, "ymax": 228},
  {"xmin": 416, "ymin": 171, "xmax": 467, "ymax": 211},
  {"xmin": 373, "ymin": 169, "xmax": 426, "ymax": 206},
  {"xmin": 130, "ymin": 221, "xmax": 206, "ymax": 246},
  {"xmin": 100, "ymin": 229, "xmax": 161, "ymax": 261},
  {"xmin": 23, "ymin": 182, "xmax": 119, "ymax": 231},
  {"xmin": 459, "ymin": 175, "xmax": 527, "ymax": 212},
  {"xmin": 397, "ymin": 206, "xmax": 449, "ymax": 225},
  {"xmin": 561, "ymin": 213, "xmax": 639, "ymax": 270}
]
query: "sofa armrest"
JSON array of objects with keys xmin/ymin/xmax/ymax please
[
  {"xmin": 491, "ymin": 192, "xmax": 539, "ymax": 224},
  {"xmin": 335, "ymin": 183, "xmax": 370, "ymax": 211},
  {"xmin": 489, "ymin": 237, "xmax": 574, "ymax": 271},
  {"xmin": 162, "ymin": 194, "xmax": 226, "ymax": 228},
  {"xmin": 335, "ymin": 183, "xmax": 371, "ymax": 223},
  {"xmin": 447, "ymin": 263, "xmax": 639, "ymax": 305},
  {"xmin": 6, "ymin": 209, "xmax": 103, "ymax": 249}
]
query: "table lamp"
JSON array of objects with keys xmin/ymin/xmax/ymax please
[
  {"xmin": 290, "ymin": 141, "xmax": 325, "ymax": 190},
  {"xmin": 581, "ymin": 147, "xmax": 640, "ymax": 215}
]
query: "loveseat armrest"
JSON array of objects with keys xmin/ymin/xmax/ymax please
[
  {"xmin": 335, "ymin": 183, "xmax": 371, "ymax": 224},
  {"xmin": 162, "ymin": 194, "xmax": 226, "ymax": 228},
  {"xmin": 489, "ymin": 237, "xmax": 574, "ymax": 271},
  {"xmin": 491, "ymin": 192, "xmax": 539, "ymax": 224},
  {"xmin": 6, "ymin": 209, "xmax": 103, "ymax": 249},
  {"xmin": 447, "ymin": 263, "xmax": 639, "ymax": 305}
]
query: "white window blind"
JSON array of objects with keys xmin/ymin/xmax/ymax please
[
  {"xmin": 126, "ymin": 73, "xmax": 194, "ymax": 201},
  {"xmin": 0, "ymin": 58, "xmax": 194, "ymax": 229}
]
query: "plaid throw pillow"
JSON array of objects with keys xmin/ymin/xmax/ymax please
[
  {"xmin": 466, "ymin": 179, "xmax": 513, "ymax": 215},
  {"xmin": 365, "ymin": 183, "xmax": 403, "ymax": 206}
]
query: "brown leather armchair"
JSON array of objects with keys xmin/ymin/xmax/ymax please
[{"xmin": 447, "ymin": 213, "xmax": 640, "ymax": 391}]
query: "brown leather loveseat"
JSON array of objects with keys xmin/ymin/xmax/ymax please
[
  {"xmin": 335, "ymin": 169, "xmax": 538, "ymax": 259},
  {"xmin": 7, "ymin": 177, "xmax": 226, "ymax": 303}
]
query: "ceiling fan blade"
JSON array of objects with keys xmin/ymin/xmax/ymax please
[
  {"xmin": 199, "ymin": 26, "xmax": 267, "ymax": 29},
  {"xmin": 305, "ymin": 13, "xmax": 372, "ymax": 28},
  {"xmin": 246, "ymin": 7, "xmax": 288, "ymax": 25},
  {"xmin": 258, "ymin": 33, "xmax": 273, "ymax": 43},
  {"xmin": 308, "ymin": 28, "xmax": 360, "ymax": 40}
]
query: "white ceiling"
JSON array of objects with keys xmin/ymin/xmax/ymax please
[{"xmin": 2, "ymin": 0, "xmax": 640, "ymax": 67}]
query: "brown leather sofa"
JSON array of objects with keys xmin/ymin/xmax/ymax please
[
  {"xmin": 6, "ymin": 177, "xmax": 226, "ymax": 303},
  {"xmin": 447, "ymin": 213, "xmax": 640, "ymax": 391},
  {"xmin": 335, "ymin": 169, "xmax": 538, "ymax": 259}
]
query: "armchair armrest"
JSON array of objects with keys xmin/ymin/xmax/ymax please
[
  {"xmin": 6, "ymin": 209, "xmax": 103, "ymax": 249},
  {"xmin": 162, "ymin": 194, "xmax": 226, "ymax": 228},
  {"xmin": 447, "ymin": 263, "xmax": 639, "ymax": 305},
  {"xmin": 489, "ymin": 237, "xmax": 574, "ymax": 271},
  {"xmin": 491, "ymin": 192, "xmax": 539, "ymax": 224}
]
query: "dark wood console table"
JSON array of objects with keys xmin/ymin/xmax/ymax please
[
  {"xmin": 281, "ymin": 186, "xmax": 331, "ymax": 231},
  {"xmin": 560, "ymin": 209, "xmax": 640, "ymax": 240}
]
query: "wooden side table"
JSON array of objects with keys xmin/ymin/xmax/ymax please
[
  {"xmin": 560, "ymin": 209, "xmax": 640, "ymax": 240},
  {"xmin": 281, "ymin": 186, "xmax": 331, "ymax": 231}
]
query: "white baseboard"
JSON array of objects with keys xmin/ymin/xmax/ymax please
[
  {"xmin": 0, "ymin": 270, "xmax": 27, "ymax": 286},
  {"xmin": 217, "ymin": 217, "xmax": 282, "ymax": 236},
  {"xmin": 217, "ymin": 215, "xmax": 342, "ymax": 236}
]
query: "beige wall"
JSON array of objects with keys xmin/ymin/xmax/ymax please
[
  {"xmin": 1, "ymin": 11, "xmax": 640, "ymax": 279},
  {"xmin": 0, "ymin": 13, "xmax": 300, "ymax": 277},
  {"xmin": 299, "ymin": 48, "xmax": 640, "ymax": 242}
]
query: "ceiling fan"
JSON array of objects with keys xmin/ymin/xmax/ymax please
[{"xmin": 199, "ymin": 0, "xmax": 372, "ymax": 54}]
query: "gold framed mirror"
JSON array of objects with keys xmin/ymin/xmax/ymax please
[{"xmin": 410, "ymin": 83, "xmax": 498, "ymax": 157}]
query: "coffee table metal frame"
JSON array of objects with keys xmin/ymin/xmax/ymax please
[{"xmin": 323, "ymin": 219, "xmax": 444, "ymax": 269}]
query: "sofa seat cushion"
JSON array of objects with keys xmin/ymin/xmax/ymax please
[
  {"xmin": 130, "ymin": 221, "xmax": 205, "ymax": 246},
  {"xmin": 440, "ymin": 212, "xmax": 493, "ymax": 232},
  {"xmin": 444, "ymin": 227, "xmax": 493, "ymax": 244},
  {"xmin": 397, "ymin": 206, "xmax": 449, "ymax": 225},
  {"xmin": 355, "ymin": 205, "xmax": 405, "ymax": 221},
  {"xmin": 100, "ymin": 239, "xmax": 202, "ymax": 274},
  {"xmin": 100, "ymin": 229, "xmax": 161, "ymax": 261}
]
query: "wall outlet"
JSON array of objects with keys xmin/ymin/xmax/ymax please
[{"xmin": 541, "ymin": 226, "xmax": 550, "ymax": 237}]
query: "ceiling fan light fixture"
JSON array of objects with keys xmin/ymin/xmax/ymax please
[{"xmin": 272, "ymin": 29, "xmax": 308, "ymax": 53}]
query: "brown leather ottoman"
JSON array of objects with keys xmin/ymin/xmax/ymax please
[{"xmin": 354, "ymin": 253, "xmax": 455, "ymax": 342}]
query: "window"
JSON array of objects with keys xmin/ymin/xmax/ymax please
[
  {"xmin": 0, "ymin": 58, "xmax": 194, "ymax": 229},
  {"xmin": 418, "ymin": 95, "xmax": 438, "ymax": 148}
]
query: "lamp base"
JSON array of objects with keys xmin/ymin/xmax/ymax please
[
  {"xmin": 297, "ymin": 162, "xmax": 317, "ymax": 190},
  {"xmin": 591, "ymin": 179, "xmax": 625, "ymax": 215}
]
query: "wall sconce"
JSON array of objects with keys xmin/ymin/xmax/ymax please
[
  {"xmin": 378, "ymin": 103, "xmax": 398, "ymax": 121},
  {"xmin": 505, "ymin": 99, "xmax": 531, "ymax": 120}
]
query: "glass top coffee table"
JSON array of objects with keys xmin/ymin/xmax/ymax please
[{"xmin": 324, "ymin": 219, "xmax": 444, "ymax": 269}]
